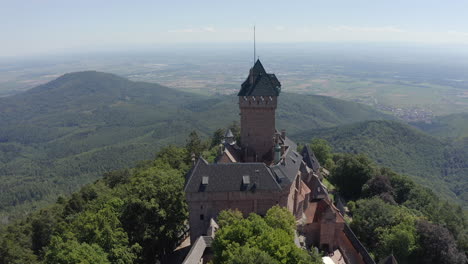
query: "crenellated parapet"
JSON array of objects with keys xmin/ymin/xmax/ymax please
[{"xmin": 238, "ymin": 95, "xmax": 277, "ymax": 109}]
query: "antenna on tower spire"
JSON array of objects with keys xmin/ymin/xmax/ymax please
[{"xmin": 253, "ymin": 25, "xmax": 256, "ymax": 66}]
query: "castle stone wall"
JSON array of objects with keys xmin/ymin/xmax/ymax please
[
  {"xmin": 239, "ymin": 96, "xmax": 277, "ymax": 161},
  {"xmin": 186, "ymin": 190, "xmax": 288, "ymax": 243}
]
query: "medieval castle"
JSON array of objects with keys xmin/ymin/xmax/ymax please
[{"xmin": 182, "ymin": 60, "xmax": 378, "ymax": 264}]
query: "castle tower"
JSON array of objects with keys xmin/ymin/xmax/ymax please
[{"xmin": 238, "ymin": 60, "xmax": 281, "ymax": 162}]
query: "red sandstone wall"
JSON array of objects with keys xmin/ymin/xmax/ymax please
[
  {"xmin": 187, "ymin": 190, "xmax": 287, "ymax": 243},
  {"xmin": 337, "ymin": 230, "xmax": 366, "ymax": 264},
  {"xmin": 239, "ymin": 96, "xmax": 277, "ymax": 161},
  {"xmin": 301, "ymin": 223, "xmax": 321, "ymax": 247}
]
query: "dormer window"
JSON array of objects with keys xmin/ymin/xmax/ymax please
[
  {"xmin": 242, "ymin": 175, "xmax": 250, "ymax": 186},
  {"xmin": 202, "ymin": 176, "xmax": 209, "ymax": 185}
]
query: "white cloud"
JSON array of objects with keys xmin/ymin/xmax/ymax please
[
  {"xmin": 168, "ymin": 26, "xmax": 216, "ymax": 33},
  {"xmin": 329, "ymin": 25, "xmax": 405, "ymax": 33},
  {"xmin": 230, "ymin": 27, "xmax": 250, "ymax": 33},
  {"xmin": 202, "ymin": 26, "xmax": 216, "ymax": 32}
]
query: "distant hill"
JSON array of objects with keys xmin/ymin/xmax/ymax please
[
  {"xmin": 292, "ymin": 120, "xmax": 468, "ymax": 206},
  {"xmin": 0, "ymin": 71, "xmax": 391, "ymax": 221},
  {"xmin": 411, "ymin": 113, "xmax": 468, "ymax": 139}
]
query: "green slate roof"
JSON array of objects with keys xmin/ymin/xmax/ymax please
[{"xmin": 238, "ymin": 59, "xmax": 281, "ymax": 96}]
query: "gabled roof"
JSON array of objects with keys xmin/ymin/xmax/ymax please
[
  {"xmin": 185, "ymin": 133, "xmax": 302, "ymax": 194},
  {"xmin": 238, "ymin": 60, "xmax": 281, "ymax": 96},
  {"xmin": 182, "ymin": 236, "xmax": 213, "ymax": 264},
  {"xmin": 184, "ymin": 158, "xmax": 281, "ymax": 193},
  {"xmin": 301, "ymin": 145, "xmax": 320, "ymax": 173},
  {"xmin": 270, "ymin": 150, "xmax": 302, "ymax": 188},
  {"xmin": 282, "ymin": 135, "xmax": 297, "ymax": 150},
  {"xmin": 217, "ymin": 142, "xmax": 241, "ymax": 163},
  {"xmin": 310, "ymin": 175, "xmax": 329, "ymax": 200}
]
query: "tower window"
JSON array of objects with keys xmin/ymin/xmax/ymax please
[{"xmin": 200, "ymin": 214, "xmax": 204, "ymax": 220}]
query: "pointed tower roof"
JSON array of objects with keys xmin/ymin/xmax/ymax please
[
  {"xmin": 379, "ymin": 255, "xmax": 398, "ymax": 264},
  {"xmin": 238, "ymin": 59, "xmax": 281, "ymax": 96},
  {"xmin": 224, "ymin": 129, "xmax": 234, "ymax": 138}
]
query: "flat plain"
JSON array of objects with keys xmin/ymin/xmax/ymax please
[{"xmin": 1, "ymin": 44, "xmax": 467, "ymax": 120}]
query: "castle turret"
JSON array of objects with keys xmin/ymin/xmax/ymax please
[
  {"xmin": 223, "ymin": 129, "xmax": 236, "ymax": 145},
  {"xmin": 238, "ymin": 59, "xmax": 281, "ymax": 162}
]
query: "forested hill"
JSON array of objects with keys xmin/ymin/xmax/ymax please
[
  {"xmin": 292, "ymin": 120, "xmax": 468, "ymax": 206},
  {"xmin": 0, "ymin": 71, "xmax": 391, "ymax": 221},
  {"xmin": 0, "ymin": 71, "xmax": 202, "ymax": 128},
  {"xmin": 411, "ymin": 112, "xmax": 468, "ymax": 139}
]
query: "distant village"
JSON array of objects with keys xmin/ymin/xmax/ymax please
[{"xmin": 374, "ymin": 104, "xmax": 434, "ymax": 122}]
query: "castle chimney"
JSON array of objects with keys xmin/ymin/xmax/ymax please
[
  {"xmin": 220, "ymin": 144, "xmax": 224, "ymax": 155},
  {"xmin": 191, "ymin": 153, "xmax": 196, "ymax": 165},
  {"xmin": 274, "ymin": 143, "xmax": 281, "ymax": 164},
  {"xmin": 274, "ymin": 134, "xmax": 281, "ymax": 163}
]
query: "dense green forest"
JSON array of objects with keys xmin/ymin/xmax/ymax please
[
  {"xmin": 309, "ymin": 140, "xmax": 467, "ymax": 263},
  {"xmin": 1, "ymin": 136, "xmax": 465, "ymax": 264},
  {"xmin": 0, "ymin": 71, "xmax": 392, "ymax": 222},
  {"xmin": 294, "ymin": 120, "xmax": 468, "ymax": 207},
  {"xmin": 0, "ymin": 144, "xmax": 191, "ymax": 264}
]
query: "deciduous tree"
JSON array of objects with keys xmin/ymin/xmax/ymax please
[
  {"xmin": 331, "ymin": 154, "xmax": 375, "ymax": 200},
  {"xmin": 44, "ymin": 234, "xmax": 110, "ymax": 264},
  {"xmin": 310, "ymin": 138, "xmax": 333, "ymax": 167},
  {"xmin": 213, "ymin": 208, "xmax": 321, "ymax": 264},
  {"xmin": 211, "ymin": 128, "xmax": 226, "ymax": 148},
  {"xmin": 416, "ymin": 220, "xmax": 467, "ymax": 264}
]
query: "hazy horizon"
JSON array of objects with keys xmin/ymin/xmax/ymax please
[
  {"xmin": 2, "ymin": 41, "xmax": 468, "ymax": 60},
  {"xmin": 2, "ymin": 0, "xmax": 468, "ymax": 57}
]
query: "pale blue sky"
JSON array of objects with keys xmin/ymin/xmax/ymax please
[{"xmin": 1, "ymin": 0, "xmax": 468, "ymax": 56}]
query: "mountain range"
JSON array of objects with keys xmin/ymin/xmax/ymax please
[
  {"xmin": 0, "ymin": 71, "xmax": 466, "ymax": 222},
  {"xmin": 0, "ymin": 71, "xmax": 393, "ymax": 221}
]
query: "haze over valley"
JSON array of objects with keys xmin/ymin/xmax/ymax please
[{"xmin": 2, "ymin": 43, "xmax": 468, "ymax": 122}]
